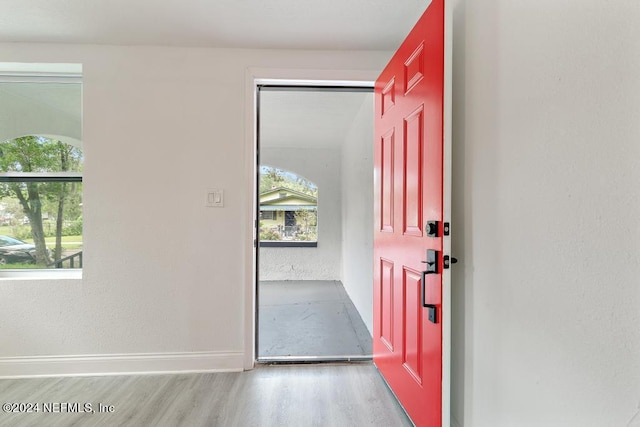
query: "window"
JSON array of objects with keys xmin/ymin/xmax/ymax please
[
  {"xmin": 260, "ymin": 211, "xmax": 276, "ymax": 220},
  {"xmin": 259, "ymin": 166, "xmax": 317, "ymax": 247},
  {"xmin": 0, "ymin": 64, "xmax": 83, "ymax": 271}
]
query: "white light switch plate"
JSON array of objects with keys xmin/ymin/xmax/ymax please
[{"xmin": 206, "ymin": 189, "xmax": 224, "ymax": 207}]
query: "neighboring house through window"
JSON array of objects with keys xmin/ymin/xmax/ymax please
[{"xmin": 259, "ymin": 166, "xmax": 317, "ymax": 247}]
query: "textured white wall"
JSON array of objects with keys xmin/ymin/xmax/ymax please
[
  {"xmin": 0, "ymin": 44, "xmax": 389, "ymax": 374},
  {"xmin": 259, "ymin": 147, "xmax": 342, "ymax": 281},
  {"xmin": 340, "ymin": 95, "xmax": 374, "ymax": 335},
  {"xmin": 450, "ymin": 0, "xmax": 640, "ymax": 426}
]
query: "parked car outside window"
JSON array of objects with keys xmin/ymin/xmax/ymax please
[{"xmin": 0, "ymin": 235, "xmax": 50, "ymax": 265}]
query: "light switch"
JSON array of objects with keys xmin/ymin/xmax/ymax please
[{"xmin": 206, "ymin": 189, "xmax": 224, "ymax": 207}]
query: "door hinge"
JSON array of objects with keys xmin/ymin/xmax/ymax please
[{"xmin": 443, "ymin": 222, "xmax": 450, "ymax": 236}]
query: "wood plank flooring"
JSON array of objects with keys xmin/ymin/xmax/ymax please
[{"xmin": 0, "ymin": 363, "xmax": 412, "ymax": 426}]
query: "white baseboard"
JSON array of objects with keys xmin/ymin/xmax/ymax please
[{"xmin": 0, "ymin": 351, "xmax": 244, "ymax": 379}]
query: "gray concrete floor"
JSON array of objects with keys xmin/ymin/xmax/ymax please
[{"xmin": 258, "ymin": 280, "xmax": 373, "ymax": 359}]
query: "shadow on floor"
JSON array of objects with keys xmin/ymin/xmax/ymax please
[{"xmin": 258, "ymin": 280, "xmax": 372, "ymax": 359}]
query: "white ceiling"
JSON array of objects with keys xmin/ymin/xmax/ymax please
[
  {"xmin": 1, "ymin": 1, "xmax": 424, "ymax": 150},
  {"xmin": 0, "ymin": 0, "xmax": 430, "ymax": 50},
  {"xmin": 260, "ymin": 90, "xmax": 373, "ymax": 149}
]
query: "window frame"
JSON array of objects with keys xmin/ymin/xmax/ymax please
[
  {"xmin": 0, "ymin": 66, "xmax": 83, "ymax": 278},
  {"xmin": 260, "ymin": 210, "xmax": 276, "ymax": 221}
]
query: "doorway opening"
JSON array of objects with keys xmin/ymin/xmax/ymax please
[{"xmin": 255, "ymin": 84, "xmax": 374, "ymax": 362}]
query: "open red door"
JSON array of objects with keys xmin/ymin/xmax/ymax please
[{"xmin": 373, "ymin": 1, "xmax": 451, "ymax": 426}]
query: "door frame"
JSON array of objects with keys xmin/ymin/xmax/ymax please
[
  {"xmin": 243, "ymin": 68, "xmax": 379, "ymax": 369},
  {"xmin": 253, "ymin": 82, "xmax": 374, "ymax": 363},
  {"xmin": 443, "ymin": 1, "xmax": 453, "ymax": 424}
]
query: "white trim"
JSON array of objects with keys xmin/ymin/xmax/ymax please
[
  {"xmin": 0, "ymin": 62, "xmax": 82, "ymax": 82},
  {"xmin": 0, "ymin": 75, "xmax": 82, "ymax": 83},
  {"xmin": 0, "ymin": 351, "xmax": 244, "ymax": 379},
  {"xmin": 0, "ymin": 172, "xmax": 82, "ymax": 179},
  {"xmin": 244, "ymin": 67, "xmax": 381, "ymax": 371},
  {"xmin": 256, "ymin": 78, "xmax": 374, "ymax": 88},
  {"xmin": 442, "ymin": 0, "xmax": 454, "ymax": 426},
  {"xmin": 244, "ymin": 68, "xmax": 258, "ymax": 371},
  {"xmin": 0, "ymin": 269, "xmax": 81, "ymax": 281}
]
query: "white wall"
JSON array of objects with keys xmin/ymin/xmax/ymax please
[
  {"xmin": 259, "ymin": 147, "xmax": 342, "ymax": 281},
  {"xmin": 451, "ymin": 0, "xmax": 640, "ymax": 426},
  {"xmin": 0, "ymin": 44, "xmax": 389, "ymax": 375},
  {"xmin": 340, "ymin": 95, "xmax": 374, "ymax": 334}
]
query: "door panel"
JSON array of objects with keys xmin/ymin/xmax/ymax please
[
  {"xmin": 402, "ymin": 267, "xmax": 423, "ymax": 383},
  {"xmin": 403, "ymin": 104, "xmax": 424, "ymax": 236},
  {"xmin": 381, "ymin": 130, "xmax": 395, "ymax": 232},
  {"xmin": 373, "ymin": 1, "xmax": 447, "ymax": 426},
  {"xmin": 379, "ymin": 258, "xmax": 395, "ymax": 351},
  {"xmin": 404, "ymin": 43, "xmax": 425, "ymax": 94}
]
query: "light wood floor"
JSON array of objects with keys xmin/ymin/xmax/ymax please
[{"xmin": 0, "ymin": 363, "xmax": 412, "ymax": 426}]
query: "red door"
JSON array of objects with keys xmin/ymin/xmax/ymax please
[{"xmin": 373, "ymin": 1, "xmax": 448, "ymax": 426}]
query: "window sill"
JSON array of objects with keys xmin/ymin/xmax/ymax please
[
  {"xmin": 260, "ymin": 241, "xmax": 317, "ymax": 248},
  {"xmin": 0, "ymin": 269, "xmax": 82, "ymax": 281}
]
